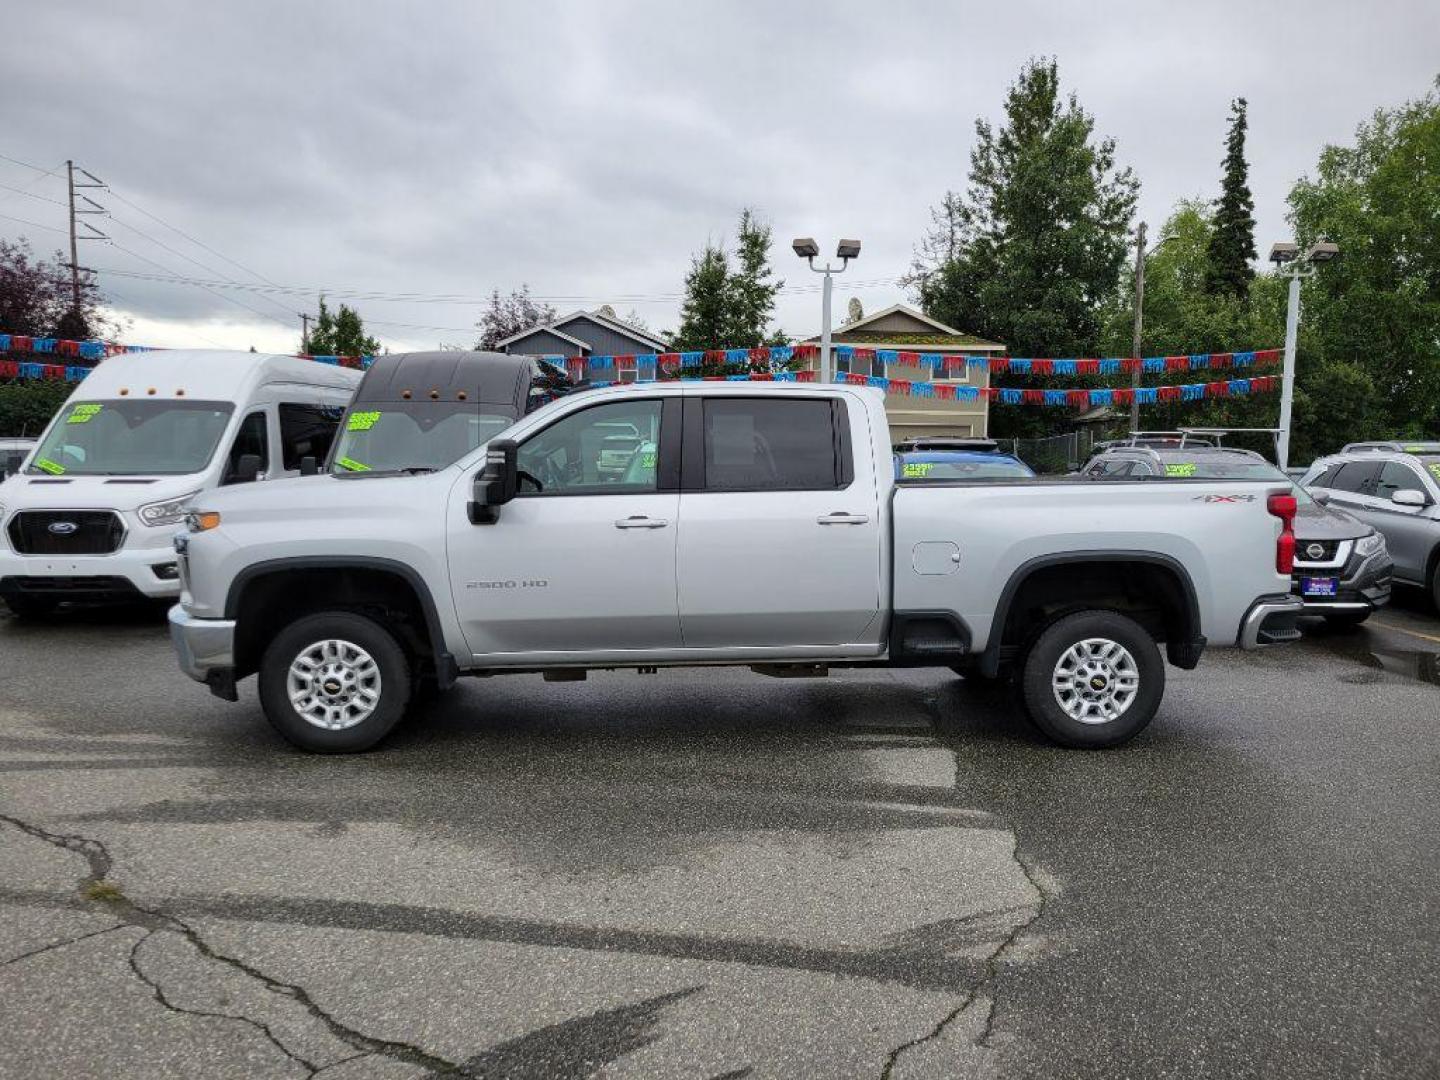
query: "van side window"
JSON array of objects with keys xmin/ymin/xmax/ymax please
[
  {"xmin": 701, "ymin": 399, "xmax": 844, "ymax": 492},
  {"xmin": 223, "ymin": 412, "xmax": 269, "ymax": 484},
  {"xmin": 279, "ymin": 404, "xmax": 344, "ymax": 471}
]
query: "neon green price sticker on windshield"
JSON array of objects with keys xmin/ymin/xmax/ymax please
[
  {"xmin": 1165, "ymin": 462, "xmax": 1197, "ymax": 477},
  {"xmin": 902, "ymin": 462, "xmax": 935, "ymax": 478},
  {"xmin": 1428, "ymin": 463, "xmax": 1440, "ymax": 482},
  {"xmin": 335, "ymin": 457, "xmax": 371, "ymax": 472},
  {"xmin": 66, "ymin": 403, "xmax": 103, "ymax": 424},
  {"xmin": 346, "ymin": 410, "xmax": 382, "ymax": 432},
  {"xmin": 35, "ymin": 458, "xmax": 66, "ymax": 475},
  {"xmin": 640, "ymin": 451, "xmax": 657, "ymax": 469}
]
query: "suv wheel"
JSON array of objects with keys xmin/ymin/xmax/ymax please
[
  {"xmin": 1020, "ymin": 610, "xmax": 1163, "ymax": 749},
  {"xmin": 258, "ymin": 611, "xmax": 411, "ymax": 753}
]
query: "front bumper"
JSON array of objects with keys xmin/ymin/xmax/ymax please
[
  {"xmin": 1290, "ymin": 548, "xmax": 1392, "ymax": 613},
  {"xmin": 0, "ymin": 545, "xmax": 183, "ymax": 601},
  {"xmin": 1238, "ymin": 595, "xmax": 1306, "ymax": 649},
  {"xmin": 168, "ymin": 604, "xmax": 236, "ymax": 687}
]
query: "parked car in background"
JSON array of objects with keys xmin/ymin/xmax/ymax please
[
  {"xmin": 171, "ymin": 383, "xmax": 1304, "ymax": 754},
  {"xmin": 892, "ymin": 437, "xmax": 1035, "ymax": 481},
  {"xmin": 1081, "ymin": 444, "xmax": 1391, "ymax": 626},
  {"xmin": 1300, "ymin": 442, "xmax": 1440, "ymax": 607},
  {"xmin": 0, "ymin": 351, "xmax": 361, "ymax": 618},
  {"xmin": 0, "ymin": 437, "xmax": 34, "ymax": 478},
  {"xmin": 327, "ymin": 351, "xmax": 574, "ymax": 476}
]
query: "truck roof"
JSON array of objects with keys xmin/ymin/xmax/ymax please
[
  {"xmin": 68, "ymin": 350, "xmax": 362, "ymax": 400},
  {"xmin": 353, "ymin": 351, "xmax": 552, "ymax": 408}
]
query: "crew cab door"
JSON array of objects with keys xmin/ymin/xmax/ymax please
[
  {"xmin": 675, "ymin": 393, "xmax": 883, "ymax": 648},
  {"xmin": 448, "ymin": 396, "xmax": 682, "ymax": 659}
]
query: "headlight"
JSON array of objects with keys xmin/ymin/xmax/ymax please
[
  {"xmin": 1356, "ymin": 532, "xmax": 1386, "ymax": 557},
  {"xmin": 138, "ymin": 491, "xmax": 200, "ymax": 527},
  {"xmin": 185, "ymin": 510, "xmax": 222, "ymax": 533}
]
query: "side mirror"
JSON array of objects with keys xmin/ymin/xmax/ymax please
[
  {"xmin": 299, "ymin": 455, "xmax": 319, "ymax": 476},
  {"xmin": 1310, "ymin": 489, "xmax": 1331, "ymax": 505},
  {"xmin": 232, "ymin": 453, "xmax": 263, "ymax": 484},
  {"xmin": 469, "ymin": 439, "xmax": 519, "ymax": 525},
  {"xmin": 1392, "ymin": 488, "xmax": 1427, "ymax": 508}
]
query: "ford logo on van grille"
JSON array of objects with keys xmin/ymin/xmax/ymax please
[{"xmin": 47, "ymin": 521, "xmax": 79, "ymax": 536}]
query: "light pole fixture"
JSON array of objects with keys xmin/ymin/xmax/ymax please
[
  {"xmin": 1272, "ymin": 236, "xmax": 1339, "ymax": 470},
  {"xmin": 794, "ymin": 238, "xmax": 861, "ymax": 384}
]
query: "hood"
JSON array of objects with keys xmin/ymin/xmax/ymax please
[
  {"xmin": 1293, "ymin": 499, "xmax": 1369, "ymax": 542},
  {"xmin": 196, "ymin": 470, "xmax": 455, "ymax": 523},
  {"xmin": 0, "ymin": 473, "xmax": 207, "ymax": 513}
]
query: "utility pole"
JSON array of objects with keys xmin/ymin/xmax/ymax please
[
  {"xmin": 300, "ymin": 312, "xmax": 310, "ymax": 351},
  {"xmin": 1129, "ymin": 221, "xmax": 1146, "ymax": 431},
  {"xmin": 64, "ymin": 160, "xmax": 108, "ymax": 323}
]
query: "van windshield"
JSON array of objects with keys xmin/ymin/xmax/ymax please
[
  {"xmin": 25, "ymin": 400, "xmax": 235, "ymax": 476},
  {"xmin": 330, "ymin": 404, "xmax": 514, "ymax": 474}
]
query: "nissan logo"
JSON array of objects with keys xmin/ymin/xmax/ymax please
[
  {"xmin": 47, "ymin": 521, "xmax": 79, "ymax": 536},
  {"xmin": 1305, "ymin": 542, "xmax": 1326, "ymax": 560}
]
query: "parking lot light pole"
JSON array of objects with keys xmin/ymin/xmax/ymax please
[
  {"xmin": 1271, "ymin": 239, "xmax": 1339, "ymax": 470},
  {"xmin": 793, "ymin": 238, "xmax": 861, "ymax": 384},
  {"xmin": 1129, "ymin": 224, "xmax": 1179, "ymax": 430}
]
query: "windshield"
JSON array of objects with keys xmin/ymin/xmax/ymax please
[
  {"xmin": 896, "ymin": 455, "xmax": 1034, "ymax": 481},
  {"xmin": 25, "ymin": 400, "xmax": 235, "ymax": 476},
  {"xmin": 1155, "ymin": 456, "xmax": 1287, "ymax": 480},
  {"xmin": 331, "ymin": 404, "xmax": 514, "ymax": 474}
]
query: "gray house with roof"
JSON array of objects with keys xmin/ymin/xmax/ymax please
[{"xmin": 495, "ymin": 308, "xmax": 668, "ymax": 360}]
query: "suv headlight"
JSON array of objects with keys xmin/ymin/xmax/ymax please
[
  {"xmin": 138, "ymin": 491, "xmax": 200, "ymax": 527},
  {"xmin": 1356, "ymin": 532, "xmax": 1386, "ymax": 557}
]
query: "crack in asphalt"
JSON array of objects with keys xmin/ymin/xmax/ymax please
[
  {"xmin": 0, "ymin": 923, "xmax": 127, "ymax": 967},
  {"xmin": 879, "ymin": 833, "xmax": 1052, "ymax": 1078},
  {"xmin": 0, "ymin": 812, "xmax": 466, "ymax": 1078}
]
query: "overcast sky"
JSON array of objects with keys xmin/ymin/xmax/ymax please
[{"xmin": 2, "ymin": 0, "xmax": 1436, "ymax": 355}]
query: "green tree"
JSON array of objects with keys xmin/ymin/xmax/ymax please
[
  {"xmin": 0, "ymin": 379, "xmax": 72, "ymax": 439},
  {"xmin": 669, "ymin": 244, "xmax": 731, "ymax": 351},
  {"xmin": 912, "ymin": 58, "xmax": 1138, "ymax": 360},
  {"xmin": 910, "ymin": 58, "xmax": 1137, "ymax": 438},
  {"xmin": 1204, "ymin": 98, "xmax": 1258, "ymax": 299},
  {"xmin": 726, "ymin": 208, "xmax": 785, "ymax": 347},
  {"xmin": 303, "ymin": 296, "xmax": 381, "ymax": 356},
  {"xmin": 671, "ymin": 209, "xmax": 786, "ymax": 352},
  {"xmin": 1286, "ymin": 79, "xmax": 1440, "ymax": 446}
]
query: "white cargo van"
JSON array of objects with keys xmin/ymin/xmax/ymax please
[{"xmin": 0, "ymin": 351, "xmax": 361, "ymax": 616}]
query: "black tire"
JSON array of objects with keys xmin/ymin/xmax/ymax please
[
  {"xmin": 1020, "ymin": 610, "xmax": 1164, "ymax": 749},
  {"xmin": 258, "ymin": 611, "xmax": 411, "ymax": 753},
  {"xmin": 1321, "ymin": 609, "xmax": 1371, "ymax": 630},
  {"xmin": 2, "ymin": 594, "xmax": 58, "ymax": 620}
]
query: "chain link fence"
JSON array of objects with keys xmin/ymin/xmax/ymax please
[{"xmin": 995, "ymin": 430, "xmax": 1098, "ymax": 475}]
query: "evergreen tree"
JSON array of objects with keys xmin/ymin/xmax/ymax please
[
  {"xmin": 910, "ymin": 57, "xmax": 1137, "ymax": 437},
  {"xmin": 474, "ymin": 285, "xmax": 556, "ymax": 350},
  {"xmin": 303, "ymin": 296, "xmax": 381, "ymax": 356},
  {"xmin": 725, "ymin": 208, "xmax": 784, "ymax": 346},
  {"xmin": 1204, "ymin": 98, "xmax": 1258, "ymax": 298},
  {"xmin": 911, "ymin": 58, "xmax": 1138, "ymax": 359},
  {"xmin": 669, "ymin": 243, "xmax": 732, "ymax": 350}
]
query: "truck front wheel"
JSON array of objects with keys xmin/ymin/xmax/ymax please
[
  {"xmin": 1020, "ymin": 610, "xmax": 1163, "ymax": 749},
  {"xmin": 258, "ymin": 611, "xmax": 411, "ymax": 753}
]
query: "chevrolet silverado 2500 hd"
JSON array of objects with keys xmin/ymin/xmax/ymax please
[{"xmin": 169, "ymin": 382, "xmax": 1304, "ymax": 752}]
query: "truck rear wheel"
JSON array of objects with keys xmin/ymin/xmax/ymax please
[
  {"xmin": 1020, "ymin": 610, "xmax": 1163, "ymax": 749},
  {"xmin": 258, "ymin": 611, "xmax": 411, "ymax": 753}
]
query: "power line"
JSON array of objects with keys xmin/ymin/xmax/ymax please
[
  {"xmin": 107, "ymin": 240, "xmax": 296, "ymax": 331},
  {"xmin": 103, "ymin": 187, "xmax": 285, "ymax": 288},
  {"xmin": 0, "ymin": 181, "xmax": 67, "ymax": 207},
  {"xmin": 0, "ymin": 211, "xmax": 67, "ymax": 235}
]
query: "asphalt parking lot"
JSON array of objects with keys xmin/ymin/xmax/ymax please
[{"xmin": 1, "ymin": 595, "xmax": 1438, "ymax": 1080}]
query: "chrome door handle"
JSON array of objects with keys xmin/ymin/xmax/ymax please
[
  {"xmin": 614, "ymin": 515, "xmax": 669, "ymax": 529},
  {"xmin": 816, "ymin": 512, "xmax": 870, "ymax": 525}
]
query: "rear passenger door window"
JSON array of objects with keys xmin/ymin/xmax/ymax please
[
  {"xmin": 1374, "ymin": 461, "xmax": 1427, "ymax": 502},
  {"xmin": 1328, "ymin": 460, "xmax": 1381, "ymax": 497},
  {"xmin": 697, "ymin": 398, "xmax": 847, "ymax": 491},
  {"xmin": 279, "ymin": 404, "xmax": 345, "ymax": 472}
]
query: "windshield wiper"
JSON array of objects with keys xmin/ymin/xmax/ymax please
[{"xmin": 396, "ymin": 465, "xmax": 436, "ymax": 475}]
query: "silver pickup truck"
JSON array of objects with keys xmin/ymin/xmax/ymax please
[{"xmin": 169, "ymin": 382, "xmax": 1303, "ymax": 752}]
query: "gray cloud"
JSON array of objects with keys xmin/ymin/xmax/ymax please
[{"xmin": 3, "ymin": 0, "xmax": 1436, "ymax": 352}]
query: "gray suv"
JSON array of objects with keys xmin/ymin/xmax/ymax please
[{"xmin": 1301, "ymin": 442, "xmax": 1440, "ymax": 606}]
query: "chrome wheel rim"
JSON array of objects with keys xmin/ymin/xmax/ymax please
[
  {"xmin": 1051, "ymin": 637, "xmax": 1139, "ymax": 724},
  {"xmin": 287, "ymin": 638, "xmax": 382, "ymax": 730}
]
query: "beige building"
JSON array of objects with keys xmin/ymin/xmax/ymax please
[{"xmin": 803, "ymin": 304, "xmax": 1004, "ymax": 440}]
